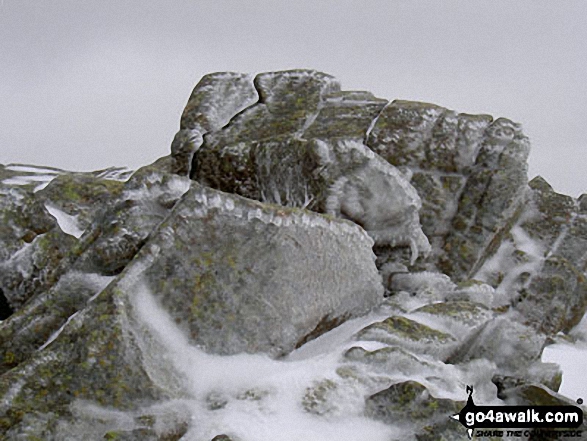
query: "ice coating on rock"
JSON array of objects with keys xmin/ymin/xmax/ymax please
[
  {"xmin": 474, "ymin": 176, "xmax": 587, "ymax": 334},
  {"xmin": 137, "ymin": 182, "xmax": 382, "ymax": 357},
  {"xmin": 171, "ymin": 72, "xmax": 259, "ymax": 176},
  {"xmin": 194, "ymin": 93, "xmax": 431, "ymax": 266},
  {"xmin": 180, "ymin": 72, "xmax": 258, "ymax": 132},
  {"xmin": 3, "ymin": 70, "xmax": 587, "ymax": 439},
  {"xmin": 324, "ymin": 140, "xmax": 430, "ymax": 264}
]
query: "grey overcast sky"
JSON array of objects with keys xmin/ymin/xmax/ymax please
[{"xmin": 1, "ymin": 1, "xmax": 586, "ymax": 196}]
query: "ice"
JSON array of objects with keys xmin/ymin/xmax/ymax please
[
  {"xmin": 119, "ymin": 279, "xmax": 513, "ymax": 440},
  {"xmin": 38, "ymin": 312, "xmax": 81, "ymax": 351},
  {"xmin": 33, "ymin": 180, "xmax": 52, "ymax": 192},
  {"xmin": 44, "ymin": 203, "xmax": 84, "ymax": 238},
  {"xmin": 37, "ymin": 273, "xmax": 115, "ymax": 351},
  {"xmin": 94, "ymin": 167, "xmax": 133, "ymax": 181},
  {"xmin": 474, "ymin": 223, "xmax": 546, "ymax": 306},
  {"xmin": 130, "ymin": 283, "xmax": 399, "ymax": 441}
]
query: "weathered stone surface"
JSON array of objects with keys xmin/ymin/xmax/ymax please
[
  {"xmin": 140, "ymin": 182, "xmax": 383, "ymax": 356},
  {"xmin": 344, "ymin": 346, "xmax": 432, "ymax": 377},
  {"xmin": 0, "ymin": 278, "xmax": 169, "ymax": 438},
  {"xmin": 180, "ymin": 72, "xmax": 258, "ymax": 133},
  {"xmin": 0, "ymin": 165, "xmax": 129, "ymax": 312},
  {"xmin": 515, "ymin": 256, "xmax": 587, "ymax": 334},
  {"xmin": 189, "ymin": 70, "xmax": 432, "ymax": 267},
  {"xmin": 0, "ymin": 271, "xmax": 113, "ymax": 375},
  {"xmin": 356, "ymin": 315, "xmax": 457, "ymax": 359},
  {"xmin": 439, "ymin": 119, "xmax": 530, "ymax": 280},
  {"xmin": 365, "ymin": 381, "xmax": 463, "ymax": 427},
  {"xmin": 446, "ymin": 312, "xmax": 547, "ymax": 374},
  {"xmin": 2, "ymin": 70, "xmax": 587, "ymax": 440},
  {"xmin": 171, "ymin": 72, "xmax": 259, "ymax": 176},
  {"xmin": 0, "ymin": 163, "xmax": 190, "ymax": 375},
  {"xmin": 304, "ymin": 90, "xmax": 387, "ymax": 140},
  {"xmin": 411, "ymin": 301, "xmax": 494, "ymax": 331},
  {"xmin": 474, "ymin": 176, "xmax": 587, "ymax": 334},
  {"xmin": 367, "ymin": 101, "xmax": 530, "ymax": 279}
]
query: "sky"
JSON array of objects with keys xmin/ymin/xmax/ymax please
[{"xmin": 1, "ymin": 1, "xmax": 586, "ymax": 196}]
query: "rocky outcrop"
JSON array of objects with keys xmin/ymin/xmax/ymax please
[
  {"xmin": 1, "ymin": 70, "xmax": 586, "ymax": 440},
  {"xmin": 191, "ymin": 70, "xmax": 430, "ymax": 268},
  {"xmin": 130, "ymin": 182, "xmax": 383, "ymax": 356}
]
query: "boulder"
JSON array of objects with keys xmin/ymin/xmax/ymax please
[{"xmin": 139, "ymin": 182, "xmax": 383, "ymax": 356}]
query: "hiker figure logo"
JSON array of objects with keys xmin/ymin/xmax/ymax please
[
  {"xmin": 451, "ymin": 385, "xmax": 584, "ymax": 439},
  {"xmin": 451, "ymin": 385, "xmax": 477, "ymax": 439}
]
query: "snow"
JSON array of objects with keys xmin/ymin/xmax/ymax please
[
  {"xmin": 118, "ymin": 280, "xmax": 513, "ymax": 440},
  {"xmin": 542, "ymin": 314, "xmax": 587, "ymax": 402},
  {"xmin": 5, "ymin": 165, "xmax": 61, "ymax": 174},
  {"xmin": 44, "ymin": 203, "xmax": 84, "ymax": 238},
  {"xmin": 132, "ymin": 283, "xmax": 399, "ymax": 441},
  {"xmin": 2, "ymin": 175, "xmax": 56, "ymax": 185}
]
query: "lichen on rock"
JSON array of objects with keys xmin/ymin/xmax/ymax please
[{"xmin": 1, "ymin": 69, "xmax": 586, "ymax": 440}]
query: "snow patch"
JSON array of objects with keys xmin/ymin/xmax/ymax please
[
  {"xmin": 2, "ymin": 175, "xmax": 56, "ymax": 186},
  {"xmin": 131, "ymin": 283, "xmax": 398, "ymax": 441},
  {"xmin": 5, "ymin": 165, "xmax": 61, "ymax": 174},
  {"xmin": 44, "ymin": 203, "xmax": 84, "ymax": 238}
]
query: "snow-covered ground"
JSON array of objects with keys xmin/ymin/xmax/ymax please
[
  {"xmin": 542, "ymin": 314, "xmax": 587, "ymax": 402},
  {"xmin": 126, "ymin": 282, "xmax": 504, "ymax": 441}
]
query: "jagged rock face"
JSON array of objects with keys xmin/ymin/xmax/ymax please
[
  {"xmin": 475, "ymin": 176, "xmax": 587, "ymax": 335},
  {"xmin": 1, "ymin": 70, "xmax": 586, "ymax": 440},
  {"xmin": 0, "ymin": 162, "xmax": 190, "ymax": 375},
  {"xmin": 367, "ymin": 101, "xmax": 530, "ymax": 279},
  {"xmin": 0, "ymin": 165, "xmax": 131, "ymax": 311},
  {"xmin": 190, "ymin": 69, "xmax": 431, "ymax": 267}
]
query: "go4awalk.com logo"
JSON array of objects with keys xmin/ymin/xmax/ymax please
[{"xmin": 451, "ymin": 386, "xmax": 584, "ymax": 439}]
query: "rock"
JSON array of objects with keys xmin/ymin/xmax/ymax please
[
  {"xmin": 193, "ymin": 71, "xmax": 431, "ymax": 266},
  {"xmin": 0, "ymin": 163, "xmax": 190, "ymax": 375},
  {"xmin": 446, "ymin": 312, "xmax": 547, "ymax": 374},
  {"xmin": 0, "ymin": 165, "xmax": 128, "ymax": 312},
  {"xmin": 474, "ymin": 176, "xmax": 587, "ymax": 334},
  {"xmin": 365, "ymin": 381, "xmax": 463, "ymax": 429},
  {"xmin": 302, "ymin": 378, "xmax": 339, "ymax": 415},
  {"xmin": 344, "ymin": 346, "xmax": 433, "ymax": 377},
  {"xmin": 0, "ymin": 271, "xmax": 114, "ymax": 375},
  {"xmin": 2, "ymin": 70, "xmax": 586, "ymax": 440},
  {"xmin": 439, "ymin": 118, "xmax": 530, "ymax": 280},
  {"xmin": 180, "ymin": 72, "xmax": 258, "ymax": 133},
  {"xmin": 0, "ymin": 277, "xmax": 170, "ymax": 438},
  {"xmin": 366, "ymin": 101, "xmax": 530, "ymax": 281},
  {"xmin": 139, "ymin": 182, "xmax": 383, "ymax": 356},
  {"xmin": 172, "ymin": 72, "xmax": 259, "ymax": 175},
  {"xmin": 356, "ymin": 315, "xmax": 457, "ymax": 359},
  {"xmin": 411, "ymin": 301, "xmax": 494, "ymax": 332}
]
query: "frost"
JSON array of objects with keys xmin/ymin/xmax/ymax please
[
  {"xmin": 38, "ymin": 273, "xmax": 115, "ymax": 351},
  {"xmin": 129, "ymin": 282, "xmax": 398, "ymax": 441},
  {"xmin": 324, "ymin": 140, "xmax": 431, "ymax": 264}
]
